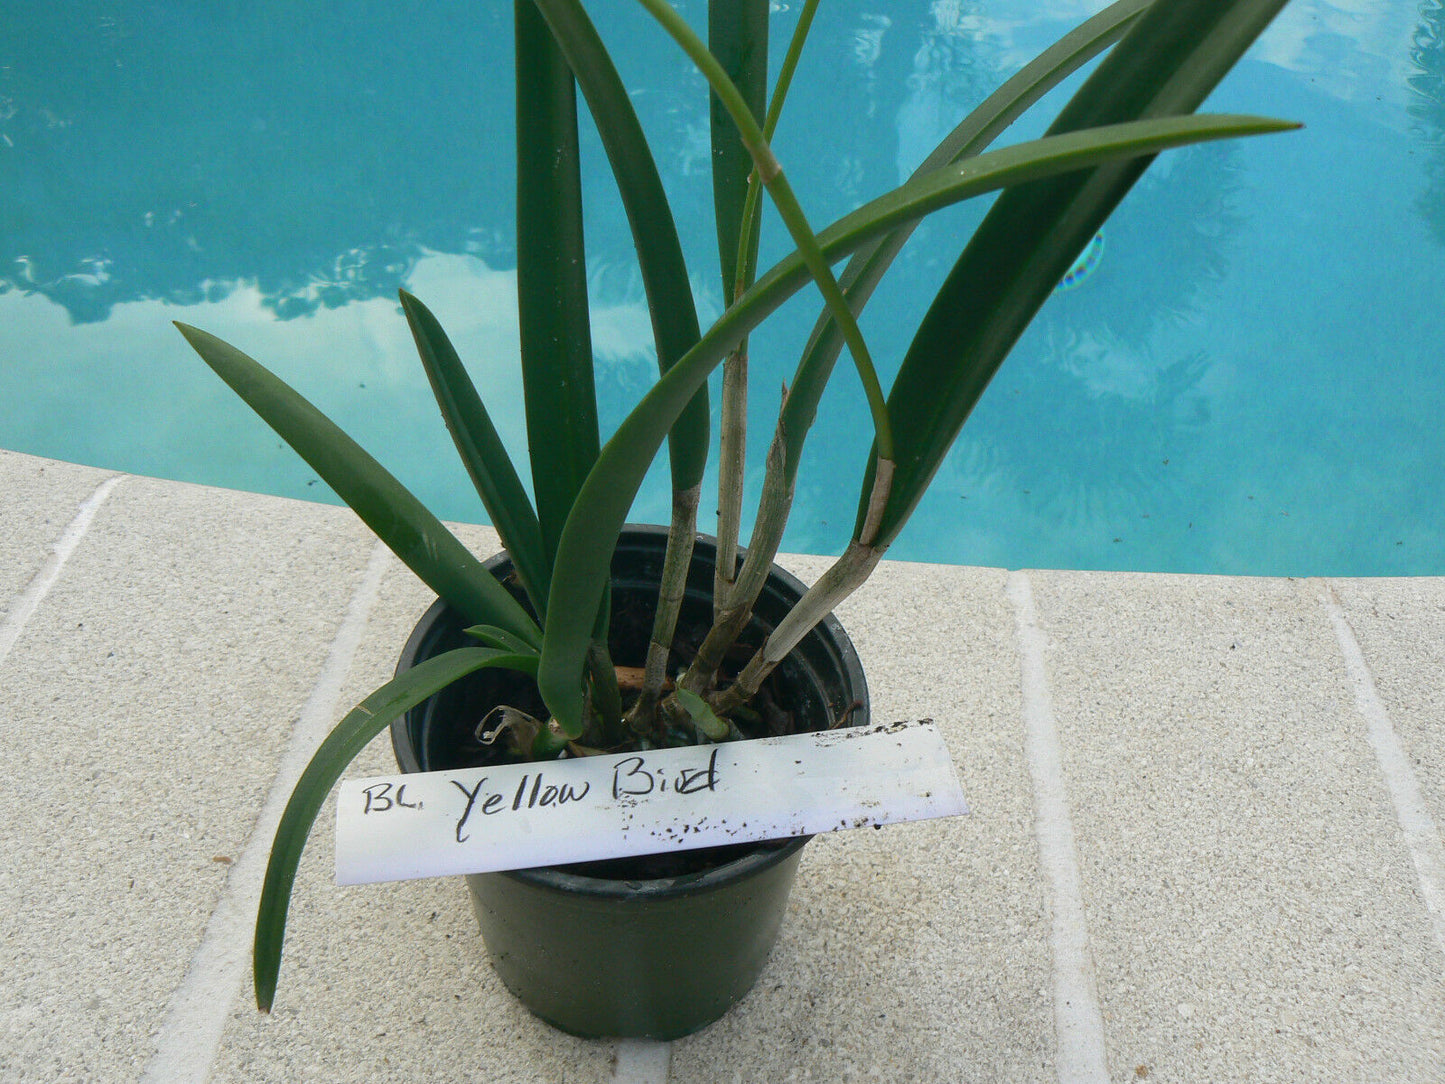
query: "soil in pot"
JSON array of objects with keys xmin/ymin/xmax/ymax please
[{"xmin": 393, "ymin": 526, "xmax": 868, "ymax": 879}]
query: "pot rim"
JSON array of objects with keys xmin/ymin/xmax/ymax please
[
  {"xmin": 391, "ymin": 525, "xmax": 867, "ymax": 901},
  {"xmin": 487, "ymin": 834, "xmax": 810, "ymax": 900}
]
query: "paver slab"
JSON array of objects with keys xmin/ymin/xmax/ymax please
[
  {"xmin": 0, "ymin": 450, "xmax": 119, "ymax": 623},
  {"xmin": 1328, "ymin": 578, "xmax": 1445, "ymax": 848},
  {"xmin": 672, "ymin": 560, "xmax": 1054, "ymax": 1083},
  {"xmin": 0, "ymin": 476, "xmax": 374, "ymax": 1081},
  {"xmin": 8, "ymin": 451, "xmax": 1445, "ymax": 1081},
  {"xmin": 1026, "ymin": 570, "xmax": 1445, "ymax": 1081}
]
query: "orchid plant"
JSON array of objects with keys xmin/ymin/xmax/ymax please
[{"xmin": 175, "ymin": 0, "xmax": 1296, "ymax": 1010}]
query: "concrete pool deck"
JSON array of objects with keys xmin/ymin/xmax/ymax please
[{"xmin": 2, "ymin": 445, "xmax": 1443, "ymax": 1082}]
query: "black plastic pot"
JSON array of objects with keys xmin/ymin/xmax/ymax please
[{"xmin": 390, "ymin": 526, "xmax": 868, "ymax": 1039}]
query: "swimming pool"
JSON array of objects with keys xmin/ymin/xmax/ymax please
[{"xmin": 2, "ymin": 1, "xmax": 1441, "ymax": 576}]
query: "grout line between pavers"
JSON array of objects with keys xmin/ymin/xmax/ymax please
[
  {"xmin": 611, "ymin": 1039, "xmax": 672, "ymax": 1084},
  {"xmin": 1007, "ymin": 571, "xmax": 1110, "ymax": 1084},
  {"xmin": 0, "ymin": 473, "xmax": 126, "ymax": 668},
  {"xmin": 141, "ymin": 542, "xmax": 393, "ymax": 1084},
  {"xmin": 1320, "ymin": 582, "xmax": 1445, "ymax": 959}
]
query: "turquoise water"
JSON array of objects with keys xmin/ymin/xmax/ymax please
[{"xmin": 2, "ymin": 2, "xmax": 1442, "ymax": 576}]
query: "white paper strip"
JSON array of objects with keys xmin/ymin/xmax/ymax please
[{"xmin": 335, "ymin": 719, "xmax": 966, "ymax": 885}]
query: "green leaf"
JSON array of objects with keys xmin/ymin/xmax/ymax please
[
  {"xmin": 463, "ymin": 625, "xmax": 542, "ymax": 669},
  {"xmin": 825, "ymin": 115, "xmax": 1295, "ymax": 272},
  {"xmin": 638, "ymin": 0, "xmax": 896, "ymax": 470},
  {"xmin": 537, "ymin": 110, "xmax": 1295, "ymax": 734},
  {"xmin": 398, "ymin": 289, "xmax": 549, "ymax": 617},
  {"xmin": 1054, "ymin": 0, "xmax": 1289, "ymax": 131},
  {"xmin": 527, "ymin": 0, "xmax": 715, "ymax": 720},
  {"xmin": 174, "ymin": 323, "xmax": 542, "ymax": 648},
  {"xmin": 675, "ymin": 687, "xmax": 730, "ymax": 742},
  {"xmin": 709, "ymin": 0, "xmax": 769, "ymax": 298},
  {"xmin": 860, "ymin": 0, "xmax": 1296, "ymax": 548},
  {"xmin": 253, "ymin": 647, "xmax": 532, "ymax": 1011},
  {"xmin": 515, "ymin": 0, "xmax": 600, "ymax": 569},
  {"xmin": 531, "ymin": 0, "xmax": 709, "ymax": 492},
  {"xmin": 778, "ymin": 0, "xmax": 1151, "ymax": 483},
  {"xmin": 732, "ymin": 0, "xmax": 820, "ymax": 300}
]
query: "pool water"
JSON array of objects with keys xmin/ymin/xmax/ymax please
[{"xmin": 2, "ymin": 1, "xmax": 1442, "ymax": 576}]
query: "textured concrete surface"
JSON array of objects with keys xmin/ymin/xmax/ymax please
[
  {"xmin": 1027, "ymin": 572, "xmax": 1445, "ymax": 1080},
  {"xmin": 671, "ymin": 560, "xmax": 1056, "ymax": 1083},
  {"xmin": 3, "ymin": 447, "xmax": 1443, "ymax": 1082},
  {"xmin": 0, "ymin": 455, "xmax": 115, "ymax": 623},
  {"xmin": 1, "ymin": 464, "xmax": 377, "ymax": 1081},
  {"xmin": 1330, "ymin": 578, "xmax": 1445, "ymax": 847},
  {"xmin": 204, "ymin": 526, "xmax": 615, "ymax": 1083}
]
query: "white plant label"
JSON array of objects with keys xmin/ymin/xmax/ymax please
[{"xmin": 335, "ymin": 720, "xmax": 966, "ymax": 885}]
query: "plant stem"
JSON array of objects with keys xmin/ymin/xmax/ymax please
[
  {"xmin": 627, "ymin": 485, "xmax": 700, "ymax": 736},
  {"xmin": 649, "ymin": 0, "xmax": 886, "ymax": 697},
  {"xmin": 855, "ymin": 456, "xmax": 895, "ymax": 547},
  {"xmin": 711, "ymin": 540, "xmax": 883, "ymax": 716},
  {"xmin": 696, "ymin": 435, "xmax": 891, "ymax": 707},
  {"xmin": 585, "ymin": 640, "xmax": 623, "ymax": 744},
  {"xmin": 682, "ymin": 410, "xmax": 791, "ymax": 695},
  {"xmin": 634, "ymin": 0, "xmax": 894, "ymax": 465},
  {"xmin": 715, "ymin": 0, "xmax": 820, "ymax": 617},
  {"xmin": 709, "ymin": 0, "xmax": 768, "ymax": 611},
  {"xmin": 714, "ymin": 348, "xmax": 748, "ymax": 617}
]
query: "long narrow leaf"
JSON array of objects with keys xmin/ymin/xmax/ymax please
[
  {"xmin": 531, "ymin": 0, "xmax": 709, "ymax": 710},
  {"xmin": 778, "ymin": 0, "xmax": 1151, "ymax": 481},
  {"xmin": 709, "ymin": 0, "xmax": 769, "ymax": 297},
  {"xmin": 254, "ymin": 646, "xmax": 533, "ymax": 1010},
  {"xmin": 515, "ymin": 0, "xmax": 600, "ymax": 569},
  {"xmin": 399, "ymin": 289, "xmax": 549, "ymax": 617},
  {"xmin": 532, "ymin": 0, "xmax": 710, "ymax": 492},
  {"xmin": 734, "ymin": 0, "xmax": 1151, "ymax": 602},
  {"xmin": 464, "ymin": 624, "xmax": 543, "ymax": 663},
  {"xmin": 634, "ymin": 0, "xmax": 896, "ymax": 467},
  {"xmin": 174, "ymin": 323, "xmax": 543, "ymax": 647},
  {"xmin": 538, "ymin": 112, "xmax": 1296, "ymax": 733},
  {"xmin": 861, "ymin": 0, "xmax": 1295, "ymax": 548}
]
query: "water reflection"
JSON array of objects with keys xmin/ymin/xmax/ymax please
[
  {"xmin": 3, "ymin": 2, "xmax": 1442, "ymax": 574},
  {"xmin": 0, "ymin": 4, "xmax": 516, "ymax": 323},
  {"xmin": 1254, "ymin": 0, "xmax": 1421, "ymax": 104},
  {"xmin": 1049, "ymin": 142, "xmax": 1245, "ymax": 345},
  {"xmin": 894, "ymin": 2, "xmax": 1006, "ymax": 181},
  {"xmin": 946, "ymin": 136, "xmax": 1248, "ymax": 561},
  {"xmin": 1409, "ymin": 0, "xmax": 1445, "ymax": 246},
  {"xmin": 0, "ymin": 248, "xmax": 666, "ymax": 519}
]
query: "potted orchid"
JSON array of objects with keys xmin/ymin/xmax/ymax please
[{"xmin": 176, "ymin": 0, "xmax": 1296, "ymax": 1039}]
